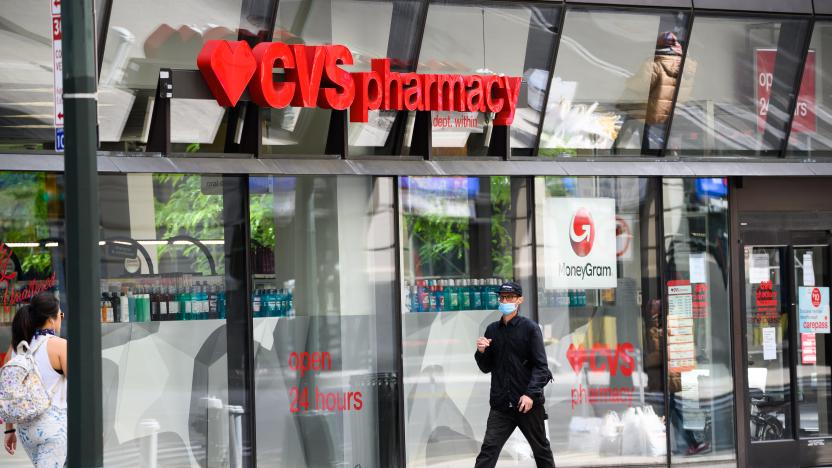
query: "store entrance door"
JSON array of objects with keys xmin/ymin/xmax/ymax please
[{"xmin": 740, "ymin": 226, "xmax": 832, "ymax": 467}]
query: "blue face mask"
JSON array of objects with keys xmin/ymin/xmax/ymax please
[{"xmin": 498, "ymin": 302, "xmax": 517, "ymax": 315}]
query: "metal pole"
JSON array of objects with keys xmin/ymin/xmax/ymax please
[{"xmin": 63, "ymin": 0, "xmax": 103, "ymax": 466}]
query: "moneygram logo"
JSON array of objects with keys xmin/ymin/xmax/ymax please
[{"xmin": 569, "ymin": 208, "xmax": 595, "ymax": 257}]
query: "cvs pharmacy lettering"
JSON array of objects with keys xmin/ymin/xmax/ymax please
[{"xmin": 197, "ymin": 40, "xmax": 521, "ymax": 125}]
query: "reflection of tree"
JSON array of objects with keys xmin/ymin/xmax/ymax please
[
  {"xmin": 153, "ymin": 174, "xmax": 275, "ymax": 275},
  {"xmin": 405, "ymin": 177, "xmax": 514, "ymax": 279},
  {"xmin": 0, "ymin": 172, "xmax": 53, "ymax": 275}
]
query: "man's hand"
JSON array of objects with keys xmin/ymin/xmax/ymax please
[
  {"xmin": 518, "ymin": 395, "xmax": 533, "ymax": 413},
  {"xmin": 476, "ymin": 337, "xmax": 492, "ymax": 353}
]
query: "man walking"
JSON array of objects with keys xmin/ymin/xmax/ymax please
[{"xmin": 474, "ymin": 281, "xmax": 555, "ymax": 468}]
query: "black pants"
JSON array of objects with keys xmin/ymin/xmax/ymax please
[{"xmin": 474, "ymin": 404, "xmax": 555, "ymax": 468}]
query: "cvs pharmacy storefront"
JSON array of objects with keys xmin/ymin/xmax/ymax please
[{"xmin": 3, "ymin": 0, "xmax": 832, "ymax": 467}]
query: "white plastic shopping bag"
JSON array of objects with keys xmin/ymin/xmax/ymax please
[
  {"xmin": 621, "ymin": 407, "xmax": 646, "ymax": 455},
  {"xmin": 599, "ymin": 411, "xmax": 622, "ymax": 456}
]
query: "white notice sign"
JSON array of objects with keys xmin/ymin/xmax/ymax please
[
  {"xmin": 750, "ymin": 253, "xmax": 770, "ymax": 284},
  {"xmin": 689, "ymin": 253, "xmax": 707, "ymax": 284},
  {"xmin": 803, "ymin": 252, "xmax": 816, "ymax": 287},
  {"xmin": 763, "ymin": 327, "xmax": 777, "ymax": 360},
  {"xmin": 543, "ymin": 197, "xmax": 617, "ymax": 289}
]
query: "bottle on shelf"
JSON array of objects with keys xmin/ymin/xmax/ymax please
[
  {"xmin": 208, "ymin": 283, "xmax": 218, "ymax": 320},
  {"xmin": 448, "ymin": 279, "xmax": 459, "ymax": 311},
  {"xmin": 125, "ymin": 287, "xmax": 136, "ymax": 322},
  {"xmin": 461, "ymin": 279, "xmax": 472, "ymax": 310},
  {"xmin": 252, "ymin": 289, "xmax": 262, "ymax": 318},
  {"xmin": 217, "ymin": 287, "xmax": 227, "ymax": 320},
  {"xmin": 101, "ymin": 293, "xmax": 113, "ymax": 323},
  {"xmin": 470, "ymin": 279, "xmax": 482, "ymax": 310}
]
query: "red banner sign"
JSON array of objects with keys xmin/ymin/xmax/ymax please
[
  {"xmin": 756, "ymin": 49, "xmax": 816, "ymax": 133},
  {"xmin": 197, "ymin": 41, "xmax": 522, "ymax": 125}
]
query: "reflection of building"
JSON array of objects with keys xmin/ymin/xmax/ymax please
[{"xmin": 3, "ymin": 1, "xmax": 832, "ymax": 467}]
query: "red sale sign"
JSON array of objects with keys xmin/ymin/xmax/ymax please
[{"xmin": 756, "ymin": 49, "xmax": 815, "ymax": 133}]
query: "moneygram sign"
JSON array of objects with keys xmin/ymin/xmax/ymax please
[
  {"xmin": 197, "ymin": 40, "xmax": 522, "ymax": 125},
  {"xmin": 544, "ymin": 198, "xmax": 617, "ymax": 289}
]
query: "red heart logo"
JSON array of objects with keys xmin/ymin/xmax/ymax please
[
  {"xmin": 566, "ymin": 344, "xmax": 587, "ymax": 374},
  {"xmin": 197, "ymin": 40, "xmax": 256, "ymax": 107}
]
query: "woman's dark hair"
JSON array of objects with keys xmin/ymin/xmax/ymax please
[{"xmin": 11, "ymin": 292, "xmax": 60, "ymax": 351}]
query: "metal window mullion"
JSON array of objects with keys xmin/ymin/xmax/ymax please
[
  {"xmin": 532, "ymin": 4, "xmax": 567, "ymax": 157},
  {"xmin": 391, "ymin": 176, "xmax": 407, "ymax": 467},
  {"xmin": 403, "ymin": 0, "xmax": 432, "ymax": 159},
  {"xmin": 655, "ymin": 177, "xmax": 672, "ymax": 466},
  {"xmin": 222, "ymin": 174, "xmax": 256, "ymax": 468},
  {"xmin": 779, "ymin": 18, "xmax": 815, "ymax": 158},
  {"xmin": 658, "ymin": 9, "xmax": 695, "ymax": 157},
  {"xmin": 95, "ymin": 0, "xmax": 113, "ymax": 78},
  {"xmin": 528, "ymin": 175, "xmax": 540, "ymax": 323}
]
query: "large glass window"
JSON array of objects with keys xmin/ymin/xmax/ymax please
[
  {"xmin": 539, "ymin": 9, "xmax": 689, "ymax": 156},
  {"xmin": 400, "ymin": 176, "xmax": 533, "ymax": 465},
  {"xmin": 0, "ymin": 1, "xmax": 59, "ymax": 150},
  {"xmin": 0, "ymin": 172, "xmax": 65, "ymax": 467},
  {"xmin": 98, "ymin": 173, "xmax": 241, "ymax": 466},
  {"xmin": 264, "ymin": 0, "xmax": 423, "ymax": 156},
  {"xmin": 405, "ymin": 1, "xmax": 561, "ymax": 156},
  {"xmin": 663, "ymin": 178, "xmax": 736, "ymax": 464},
  {"xmin": 787, "ymin": 22, "xmax": 831, "ymax": 156},
  {"xmin": 98, "ymin": 1, "xmax": 242, "ymax": 151},
  {"xmin": 535, "ymin": 177, "xmax": 665, "ymax": 465},
  {"xmin": 667, "ymin": 16, "xmax": 811, "ymax": 156},
  {"xmin": 249, "ymin": 176, "xmax": 398, "ymax": 467}
]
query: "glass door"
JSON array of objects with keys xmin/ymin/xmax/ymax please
[
  {"xmin": 794, "ymin": 244, "xmax": 831, "ymax": 439},
  {"xmin": 743, "ymin": 245, "xmax": 793, "ymax": 443},
  {"xmin": 742, "ymin": 231, "xmax": 832, "ymax": 467}
]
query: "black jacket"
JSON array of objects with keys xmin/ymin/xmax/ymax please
[{"xmin": 474, "ymin": 314, "xmax": 552, "ymax": 411}]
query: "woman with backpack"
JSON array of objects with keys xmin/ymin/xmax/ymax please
[{"xmin": 2, "ymin": 292, "xmax": 67, "ymax": 467}]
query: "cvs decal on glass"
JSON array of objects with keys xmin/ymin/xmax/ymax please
[{"xmin": 543, "ymin": 197, "xmax": 617, "ymax": 289}]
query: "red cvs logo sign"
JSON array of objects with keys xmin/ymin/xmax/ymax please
[
  {"xmin": 566, "ymin": 342, "xmax": 635, "ymax": 377},
  {"xmin": 197, "ymin": 40, "xmax": 522, "ymax": 125},
  {"xmin": 569, "ymin": 208, "xmax": 595, "ymax": 257}
]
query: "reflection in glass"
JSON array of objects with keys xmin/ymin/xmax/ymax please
[
  {"xmin": 534, "ymin": 177, "xmax": 665, "ymax": 465},
  {"xmin": 539, "ymin": 9, "xmax": 689, "ymax": 156},
  {"xmin": 663, "ymin": 178, "xmax": 736, "ymax": 463},
  {"xmin": 98, "ymin": 0, "xmax": 241, "ymax": 150},
  {"xmin": 744, "ymin": 246, "xmax": 792, "ymax": 441},
  {"xmin": 0, "ymin": 0, "xmax": 58, "ymax": 149},
  {"xmin": 0, "ymin": 172, "xmax": 65, "ymax": 465},
  {"xmin": 795, "ymin": 245, "xmax": 831, "ymax": 438},
  {"xmin": 787, "ymin": 23, "xmax": 831, "ymax": 155},
  {"xmin": 400, "ymin": 176, "xmax": 531, "ymax": 466},
  {"xmin": 667, "ymin": 16, "xmax": 810, "ymax": 156},
  {"xmin": 406, "ymin": 2, "xmax": 560, "ymax": 156},
  {"xmin": 265, "ymin": 0, "xmax": 422, "ymax": 156},
  {"xmin": 98, "ymin": 174, "xmax": 234, "ymax": 466},
  {"xmin": 249, "ymin": 176, "xmax": 398, "ymax": 467}
]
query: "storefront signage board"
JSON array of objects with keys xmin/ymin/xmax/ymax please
[
  {"xmin": 197, "ymin": 41, "xmax": 522, "ymax": 126},
  {"xmin": 799, "ymin": 286, "xmax": 830, "ymax": 334},
  {"xmin": 542, "ymin": 197, "xmax": 617, "ymax": 289}
]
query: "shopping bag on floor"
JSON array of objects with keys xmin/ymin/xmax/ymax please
[
  {"xmin": 642, "ymin": 405, "xmax": 667, "ymax": 457},
  {"xmin": 621, "ymin": 407, "xmax": 646, "ymax": 455},
  {"xmin": 599, "ymin": 411, "xmax": 622, "ymax": 456},
  {"xmin": 567, "ymin": 416, "xmax": 602, "ymax": 453}
]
